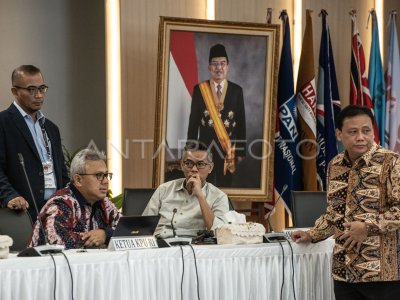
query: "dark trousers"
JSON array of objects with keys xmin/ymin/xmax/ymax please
[{"xmin": 334, "ymin": 280, "xmax": 400, "ymax": 300}]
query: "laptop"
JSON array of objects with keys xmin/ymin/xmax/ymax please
[{"xmin": 112, "ymin": 215, "xmax": 160, "ymax": 237}]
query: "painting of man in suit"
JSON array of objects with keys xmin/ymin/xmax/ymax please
[
  {"xmin": 166, "ymin": 32, "xmax": 267, "ymax": 189},
  {"xmin": 187, "ymin": 44, "xmax": 246, "ymax": 187}
]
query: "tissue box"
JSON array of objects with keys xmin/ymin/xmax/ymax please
[
  {"xmin": 215, "ymin": 222, "xmax": 266, "ymax": 245},
  {"xmin": 0, "ymin": 235, "xmax": 13, "ymax": 259}
]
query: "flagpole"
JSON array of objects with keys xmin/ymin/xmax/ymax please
[
  {"xmin": 350, "ymin": 9, "xmax": 364, "ymax": 105},
  {"xmin": 266, "ymin": 8, "xmax": 272, "ymax": 25}
]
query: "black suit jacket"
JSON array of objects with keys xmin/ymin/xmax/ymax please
[
  {"xmin": 187, "ymin": 80, "xmax": 246, "ymax": 157},
  {"xmin": 0, "ymin": 104, "xmax": 69, "ymax": 219}
]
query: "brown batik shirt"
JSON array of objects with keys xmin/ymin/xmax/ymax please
[{"xmin": 308, "ymin": 143, "xmax": 400, "ymax": 283}]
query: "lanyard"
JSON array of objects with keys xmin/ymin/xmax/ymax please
[{"xmin": 40, "ymin": 123, "xmax": 52, "ymax": 161}]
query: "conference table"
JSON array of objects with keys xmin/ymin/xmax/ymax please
[{"xmin": 0, "ymin": 238, "xmax": 335, "ymax": 300}]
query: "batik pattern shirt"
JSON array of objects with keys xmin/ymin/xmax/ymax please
[
  {"xmin": 29, "ymin": 183, "xmax": 120, "ymax": 249},
  {"xmin": 308, "ymin": 143, "xmax": 400, "ymax": 282}
]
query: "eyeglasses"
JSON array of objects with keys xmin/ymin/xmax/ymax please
[
  {"xmin": 210, "ymin": 61, "xmax": 227, "ymax": 68},
  {"xmin": 78, "ymin": 172, "xmax": 113, "ymax": 181},
  {"xmin": 182, "ymin": 160, "xmax": 210, "ymax": 169},
  {"xmin": 14, "ymin": 85, "xmax": 48, "ymax": 95}
]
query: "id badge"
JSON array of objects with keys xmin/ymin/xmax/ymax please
[{"xmin": 43, "ymin": 162, "xmax": 56, "ymax": 188}]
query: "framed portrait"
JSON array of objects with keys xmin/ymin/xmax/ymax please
[{"xmin": 153, "ymin": 16, "xmax": 280, "ymax": 203}]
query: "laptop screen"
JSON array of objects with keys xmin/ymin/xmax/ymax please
[{"xmin": 112, "ymin": 215, "xmax": 160, "ymax": 237}]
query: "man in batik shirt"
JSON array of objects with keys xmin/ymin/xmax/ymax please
[
  {"xmin": 30, "ymin": 149, "xmax": 120, "ymax": 249},
  {"xmin": 292, "ymin": 105, "xmax": 400, "ymax": 300}
]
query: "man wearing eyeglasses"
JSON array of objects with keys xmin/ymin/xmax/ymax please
[
  {"xmin": 0, "ymin": 65, "xmax": 69, "ymax": 220},
  {"xmin": 291, "ymin": 105, "xmax": 400, "ymax": 299},
  {"xmin": 30, "ymin": 149, "xmax": 120, "ymax": 249},
  {"xmin": 187, "ymin": 44, "xmax": 246, "ymax": 188},
  {"xmin": 187, "ymin": 44, "xmax": 246, "ymax": 187},
  {"xmin": 143, "ymin": 141, "xmax": 229, "ymax": 238}
]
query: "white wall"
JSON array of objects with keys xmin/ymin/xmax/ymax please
[{"xmin": 0, "ymin": 0, "xmax": 106, "ymax": 155}]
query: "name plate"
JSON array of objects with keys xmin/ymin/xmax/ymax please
[{"xmin": 108, "ymin": 236, "xmax": 158, "ymax": 251}]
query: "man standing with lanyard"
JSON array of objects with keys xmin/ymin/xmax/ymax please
[{"xmin": 0, "ymin": 65, "xmax": 69, "ymax": 221}]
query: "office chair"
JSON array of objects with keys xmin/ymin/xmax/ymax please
[
  {"xmin": 228, "ymin": 197, "xmax": 235, "ymax": 211},
  {"xmin": 290, "ymin": 191, "xmax": 327, "ymax": 228},
  {"xmin": 0, "ymin": 209, "xmax": 33, "ymax": 251},
  {"xmin": 122, "ymin": 188, "xmax": 156, "ymax": 216}
]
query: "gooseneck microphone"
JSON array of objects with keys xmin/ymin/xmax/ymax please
[
  {"xmin": 164, "ymin": 208, "xmax": 191, "ymax": 246},
  {"xmin": 17, "ymin": 153, "xmax": 64, "ymax": 257},
  {"xmin": 171, "ymin": 208, "xmax": 178, "ymax": 237},
  {"xmin": 278, "ymin": 184, "xmax": 288, "ymax": 203},
  {"xmin": 18, "ymin": 153, "xmax": 47, "ymax": 242},
  {"xmin": 267, "ymin": 184, "xmax": 288, "ymax": 232},
  {"xmin": 263, "ymin": 184, "xmax": 294, "ymax": 243}
]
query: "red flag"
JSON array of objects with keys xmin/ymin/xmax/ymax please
[
  {"xmin": 349, "ymin": 12, "xmax": 380, "ymax": 143},
  {"xmin": 166, "ymin": 31, "xmax": 199, "ymax": 150}
]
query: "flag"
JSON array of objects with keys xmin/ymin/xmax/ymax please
[
  {"xmin": 368, "ymin": 10, "xmax": 386, "ymax": 144},
  {"xmin": 316, "ymin": 10, "xmax": 341, "ymax": 190},
  {"xmin": 385, "ymin": 12, "xmax": 400, "ymax": 152},
  {"xmin": 272, "ymin": 11, "xmax": 303, "ymax": 214},
  {"xmin": 349, "ymin": 12, "xmax": 380, "ymax": 143},
  {"xmin": 167, "ymin": 31, "xmax": 198, "ymax": 150},
  {"xmin": 296, "ymin": 9, "xmax": 318, "ymax": 191}
]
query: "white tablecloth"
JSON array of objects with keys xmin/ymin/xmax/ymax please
[
  {"xmin": 0, "ymin": 239, "xmax": 335, "ymax": 300},
  {"xmin": 0, "ymin": 250, "xmax": 131, "ymax": 300},
  {"xmin": 128, "ymin": 239, "xmax": 335, "ymax": 300}
]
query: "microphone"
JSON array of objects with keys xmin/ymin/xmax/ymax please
[
  {"xmin": 263, "ymin": 184, "xmax": 290, "ymax": 243},
  {"xmin": 163, "ymin": 208, "xmax": 191, "ymax": 246},
  {"xmin": 17, "ymin": 153, "xmax": 64, "ymax": 257},
  {"xmin": 171, "ymin": 208, "xmax": 178, "ymax": 237},
  {"xmin": 267, "ymin": 184, "xmax": 288, "ymax": 232}
]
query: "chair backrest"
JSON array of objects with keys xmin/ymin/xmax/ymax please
[
  {"xmin": 122, "ymin": 188, "xmax": 156, "ymax": 216},
  {"xmin": 0, "ymin": 209, "xmax": 33, "ymax": 251},
  {"xmin": 291, "ymin": 191, "xmax": 327, "ymax": 228},
  {"xmin": 227, "ymin": 197, "xmax": 235, "ymax": 211}
]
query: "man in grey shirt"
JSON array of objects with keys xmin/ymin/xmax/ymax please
[{"xmin": 143, "ymin": 141, "xmax": 229, "ymax": 238}]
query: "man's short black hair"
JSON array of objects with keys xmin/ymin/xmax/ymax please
[
  {"xmin": 184, "ymin": 140, "xmax": 213, "ymax": 162},
  {"xmin": 11, "ymin": 65, "xmax": 42, "ymax": 85},
  {"xmin": 335, "ymin": 105, "xmax": 374, "ymax": 130}
]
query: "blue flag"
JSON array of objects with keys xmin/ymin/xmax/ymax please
[
  {"xmin": 385, "ymin": 12, "xmax": 400, "ymax": 151},
  {"xmin": 274, "ymin": 11, "xmax": 303, "ymax": 212},
  {"xmin": 316, "ymin": 10, "xmax": 341, "ymax": 190},
  {"xmin": 368, "ymin": 10, "xmax": 386, "ymax": 144}
]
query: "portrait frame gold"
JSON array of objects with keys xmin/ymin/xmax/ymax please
[{"xmin": 153, "ymin": 16, "xmax": 279, "ymax": 204}]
